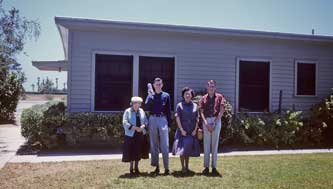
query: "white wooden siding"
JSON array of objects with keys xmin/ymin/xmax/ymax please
[{"xmin": 69, "ymin": 28, "xmax": 333, "ymax": 112}]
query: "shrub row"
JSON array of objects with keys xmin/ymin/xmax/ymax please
[
  {"xmin": 21, "ymin": 101, "xmax": 125, "ymax": 149},
  {"xmin": 21, "ymin": 91, "xmax": 333, "ymax": 149}
]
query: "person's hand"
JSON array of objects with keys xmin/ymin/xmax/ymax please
[
  {"xmin": 191, "ymin": 129, "xmax": 196, "ymax": 136},
  {"xmin": 180, "ymin": 128, "xmax": 187, "ymax": 136},
  {"xmin": 212, "ymin": 121, "xmax": 217, "ymax": 130},
  {"xmin": 135, "ymin": 127, "xmax": 142, "ymax": 132},
  {"xmin": 207, "ymin": 124, "xmax": 214, "ymax": 133}
]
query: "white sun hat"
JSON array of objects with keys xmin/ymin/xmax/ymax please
[{"xmin": 131, "ymin": 96, "xmax": 143, "ymax": 103}]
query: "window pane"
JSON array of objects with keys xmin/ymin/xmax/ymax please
[
  {"xmin": 95, "ymin": 54, "xmax": 133, "ymax": 111},
  {"xmin": 139, "ymin": 56, "xmax": 175, "ymax": 109},
  {"xmin": 297, "ymin": 63, "xmax": 316, "ymax": 95},
  {"xmin": 239, "ymin": 61, "xmax": 270, "ymax": 112}
]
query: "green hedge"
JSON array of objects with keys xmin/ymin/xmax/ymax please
[
  {"xmin": 65, "ymin": 112, "xmax": 124, "ymax": 146},
  {"xmin": 231, "ymin": 110, "xmax": 304, "ymax": 148},
  {"xmin": 21, "ymin": 101, "xmax": 66, "ymax": 148},
  {"xmin": 307, "ymin": 89, "xmax": 333, "ymax": 145},
  {"xmin": 21, "ymin": 95, "xmax": 332, "ymax": 150},
  {"xmin": 21, "ymin": 102, "xmax": 125, "ymax": 149}
]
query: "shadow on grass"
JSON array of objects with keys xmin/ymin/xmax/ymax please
[
  {"xmin": 118, "ymin": 171, "xmax": 160, "ymax": 179},
  {"xmin": 172, "ymin": 169, "xmax": 222, "ymax": 178},
  {"xmin": 118, "ymin": 169, "xmax": 222, "ymax": 179}
]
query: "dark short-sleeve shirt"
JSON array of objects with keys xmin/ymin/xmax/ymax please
[{"xmin": 199, "ymin": 92, "xmax": 225, "ymax": 117}]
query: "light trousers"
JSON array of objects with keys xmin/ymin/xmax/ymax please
[
  {"xmin": 203, "ymin": 117, "xmax": 221, "ymax": 168},
  {"xmin": 149, "ymin": 115, "xmax": 169, "ymax": 169}
]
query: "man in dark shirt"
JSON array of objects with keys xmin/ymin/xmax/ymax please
[
  {"xmin": 145, "ymin": 78, "xmax": 172, "ymax": 175},
  {"xmin": 199, "ymin": 79, "xmax": 225, "ymax": 175}
]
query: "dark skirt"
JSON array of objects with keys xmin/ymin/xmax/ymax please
[{"xmin": 122, "ymin": 132, "xmax": 149, "ymax": 162}]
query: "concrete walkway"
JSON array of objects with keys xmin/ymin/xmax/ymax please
[
  {"xmin": 0, "ymin": 125, "xmax": 25, "ymax": 168},
  {"xmin": 0, "ymin": 100, "xmax": 47, "ymax": 169},
  {"xmin": 9, "ymin": 149, "xmax": 333, "ymax": 163}
]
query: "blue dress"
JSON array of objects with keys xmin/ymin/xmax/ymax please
[{"xmin": 172, "ymin": 101, "xmax": 200, "ymax": 157}]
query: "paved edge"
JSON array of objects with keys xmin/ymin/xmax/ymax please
[{"xmin": 8, "ymin": 149, "xmax": 333, "ymax": 164}]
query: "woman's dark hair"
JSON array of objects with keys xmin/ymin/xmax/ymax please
[{"xmin": 181, "ymin": 87, "xmax": 195, "ymax": 99}]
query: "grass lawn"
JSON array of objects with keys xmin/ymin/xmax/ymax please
[{"xmin": 1, "ymin": 153, "xmax": 333, "ymax": 189}]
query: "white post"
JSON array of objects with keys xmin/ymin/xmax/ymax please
[{"xmin": 133, "ymin": 55, "xmax": 139, "ymax": 96}]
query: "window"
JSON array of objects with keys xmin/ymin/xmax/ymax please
[
  {"xmin": 238, "ymin": 60, "xmax": 270, "ymax": 112},
  {"xmin": 295, "ymin": 61, "xmax": 316, "ymax": 96},
  {"xmin": 94, "ymin": 54, "xmax": 133, "ymax": 111},
  {"xmin": 138, "ymin": 56, "xmax": 175, "ymax": 109}
]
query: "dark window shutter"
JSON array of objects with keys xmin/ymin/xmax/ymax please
[
  {"xmin": 95, "ymin": 54, "xmax": 133, "ymax": 111},
  {"xmin": 239, "ymin": 61, "xmax": 270, "ymax": 112},
  {"xmin": 297, "ymin": 63, "xmax": 316, "ymax": 96}
]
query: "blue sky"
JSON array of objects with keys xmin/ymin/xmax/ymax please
[{"xmin": 4, "ymin": 0, "xmax": 333, "ymax": 91}]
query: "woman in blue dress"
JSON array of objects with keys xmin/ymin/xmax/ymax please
[{"xmin": 172, "ymin": 87, "xmax": 200, "ymax": 173}]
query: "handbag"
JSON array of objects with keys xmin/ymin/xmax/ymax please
[{"xmin": 197, "ymin": 128, "xmax": 203, "ymax": 141}]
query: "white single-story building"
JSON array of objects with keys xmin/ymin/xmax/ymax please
[{"xmin": 33, "ymin": 17, "xmax": 333, "ymax": 113}]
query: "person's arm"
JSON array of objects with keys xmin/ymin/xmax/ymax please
[
  {"xmin": 195, "ymin": 109, "xmax": 199, "ymax": 129},
  {"xmin": 214, "ymin": 96, "xmax": 225, "ymax": 124},
  {"xmin": 176, "ymin": 116, "xmax": 187, "ymax": 136},
  {"xmin": 145, "ymin": 95, "xmax": 153, "ymax": 112},
  {"xmin": 122, "ymin": 110, "xmax": 136, "ymax": 131},
  {"xmin": 199, "ymin": 97, "xmax": 208, "ymax": 126},
  {"xmin": 141, "ymin": 110, "xmax": 148, "ymax": 128},
  {"xmin": 140, "ymin": 109, "xmax": 148, "ymax": 129},
  {"xmin": 199, "ymin": 97, "xmax": 213, "ymax": 132},
  {"xmin": 139, "ymin": 109, "xmax": 148, "ymax": 134},
  {"xmin": 192, "ymin": 109, "xmax": 200, "ymax": 136},
  {"xmin": 175, "ymin": 104, "xmax": 186, "ymax": 136},
  {"xmin": 165, "ymin": 94, "xmax": 172, "ymax": 125}
]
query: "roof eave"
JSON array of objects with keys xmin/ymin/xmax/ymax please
[
  {"xmin": 54, "ymin": 16, "xmax": 333, "ymax": 43},
  {"xmin": 32, "ymin": 60, "xmax": 68, "ymax": 71}
]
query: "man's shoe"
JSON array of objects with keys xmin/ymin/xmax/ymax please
[
  {"xmin": 164, "ymin": 169, "xmax": 171, "ymax": 175},
  {"xmin": 212, "ymin": 168, "xmax": 220, "ymax": 176},
  {"xmin": 202, "ymin": 167, "xmax": 209, "ymax": 175},
  {"xmin": 134, "ymin": 168, "xmax": 140, "ymax": 174},
  {"xmin": 152, "ymin": 167, "xmax": 160, "ymax": 175}
]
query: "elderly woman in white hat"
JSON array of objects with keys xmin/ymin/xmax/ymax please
[{"xmin": 122, "ymin": 96, "xmax": 149, "ymax": 175}]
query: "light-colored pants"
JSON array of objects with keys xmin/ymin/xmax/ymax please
[
  {"xmin": 149, "ymin": 115, "xmax": 169, "ymax": 169},
  {"xmin": 203, "ymin": 117, "xmax": 221, "ymax": 168}
]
